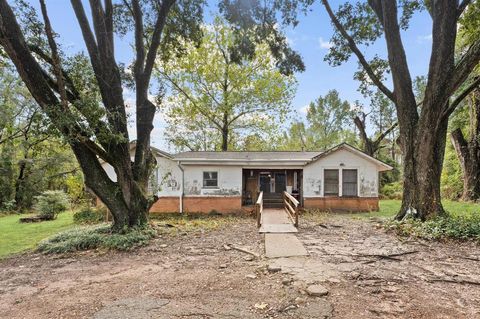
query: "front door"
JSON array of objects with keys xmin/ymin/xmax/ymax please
[
  {"xmin": 274, "ymin": 173, "xmax": 286, "ymax": 193},
  {"xmin": 259, "ymin": 174, "xmax": 271, "ymax": 193}
]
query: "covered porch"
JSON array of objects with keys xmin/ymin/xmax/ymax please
[{"xmin": 241, "ymin": 169, "xmax": 303, "ymax": 207}]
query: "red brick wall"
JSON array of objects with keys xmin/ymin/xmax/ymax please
[
  {"xmin": 149, "ymin": 196, "xmax": 242, "ymax": 214},
  {"xmin": 303, "ymin": 197, "xmax": 379, "ymax": 212},
  {"xmin": 150, "ymin": 197, "xmax": 180, "ymax": 213},
  {"xmin": 184, "ymin": 196, "xmax": 242, "ymax": 213}
]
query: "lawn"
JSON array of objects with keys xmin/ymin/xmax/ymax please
[
  {"xmin": 0, "ymin": 211, "xmax": 75, "ymax": 258},
  {"xmin": 356, "ymin": 199, "xmax": 480, "ymax": 219}
]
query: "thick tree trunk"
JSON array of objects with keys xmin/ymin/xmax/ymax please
[
  {"xmin": 0, "ymin": 0, "xmax": 159, "ymax": 232},
  {"xmin": 395, "ymin": 104, "xmax": 448, "ymax": 220},
  {"xmin": 451, "ymin": 90, "xmax": 480, "ymax": 201}
]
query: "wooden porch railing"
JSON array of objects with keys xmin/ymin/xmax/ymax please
[
  {"xmin": 283, "ymin": 191, "xmax": 299, "ymax": 227},
  {"xmin": 255, "ymin": 191, "xmax": 263, "ymax": 227}
]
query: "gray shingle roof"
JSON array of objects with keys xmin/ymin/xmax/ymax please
[{"xmin": 173, "ymin": 151, "xmax": 322, "ymax": 161}]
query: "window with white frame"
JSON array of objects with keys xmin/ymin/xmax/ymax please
[
  {"xmin": 342, "ymin": 169, "xmax": 358, "ymax": 197},
  {"xmin": 324, "ymin": 169, "xmax": 339, "ymax": 196},
  {"xmin": 203, "ymin": 171, "xmax": 218, "ymax": 188}
]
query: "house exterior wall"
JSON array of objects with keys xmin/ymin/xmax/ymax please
[
  {"xmin": 155, "ymin": 156, "xmax": 182, "ymax": 197},
  {"xmin": 302, "ymin": 148, "xmax": 380, "ymax": 211},
  {"xmin": 101, "ymin": 146, "xmax": 386, "ymax": 214},
  {"xmin": 151, "ymin": 164, "xmax": 243, "ymax": 214},
  {"xmin": 182, "ymin": 165, "xmax": 242, "ymax": 196}
]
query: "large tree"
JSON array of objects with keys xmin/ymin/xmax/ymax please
[
  {"xmin": 157, "ymin": 18, "xmax": 296, "ymax": 151},
  {"xmin": 322, "ymin": 0, "xmax": 480, "ymax": 220},
  {"xmin": 0, "ymin": 0, "xmax": 203, "ymax": 231},
  {"xmin": 281, "ymin": 90, "xmax": 355, "ymax": 151},
  {"xmin": 449, "ymin": 2, "xmax": 480, "ymax": 201}
]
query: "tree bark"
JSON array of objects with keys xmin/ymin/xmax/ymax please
[
  {"xmin": 0, "ymin": 0, "xmax": 173, "ymax": 231},
  {"xmin": 221, "ymin": 112, "xmax": 229, "ymax": 151},
  {"xmin": 451, "ymin": 88, "xmax": 480, "ymax": 201},
  {"xmin": 354, "ymin": 114, "xmax": 397, "ymax": 157}
]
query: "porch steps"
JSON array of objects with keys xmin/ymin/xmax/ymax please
[{"xmin": 263, "ymin": 193, "xmax": 284, "ymax": 208}]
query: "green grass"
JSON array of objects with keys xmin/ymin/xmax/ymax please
[
  {"xmin": 0, "ymin": 211, "xmax": 75, "ymax": 258},
  {"xmin": 354, "ymin": 199, "xmax": 480, "ymax": 220}
]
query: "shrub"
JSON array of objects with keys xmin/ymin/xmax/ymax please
[
  {"xmin": 385, "ymin": 213, "xmax": 480, "ymax": 241},
  {"xmin": 37, "ymin": 225, "xmax": 157, "ymax": 254},
  {"xmin": 380, "ymin": 182, "xmax": 402, "ymax": 199},
  {"xmin": 73, "ymin": 207, "xmax": 105, "ymax": 224},
  {"xmin": 0, "ymin": 199, "xmax": 16, "ymax": 214},
  {"xmin": 34, "ymin": 190, "xmax": 70, "ymax": 220}
]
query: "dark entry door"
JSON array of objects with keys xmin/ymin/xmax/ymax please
[
  {"xmin": 259, "ymin": 174, "xmax": 271, "ymax": 193},
  {"xmin": 274, "ymin": 173, "xmax": 286, "ymax": 193}
]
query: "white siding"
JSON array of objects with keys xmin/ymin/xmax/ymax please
[
  {"xmin": 182, "ymin": 165, "xmax": 242, "ymax": 196},
  {"xmin": 100, "ymin": 154, "xmax": 183, "ymax": 197},
  {"xmin": 155, "ymin": 156, "xmax": 182, "ymax": 197},
  {"xmin": 303, "ymin": 148, "xmax": 379, "ymax": 198}
]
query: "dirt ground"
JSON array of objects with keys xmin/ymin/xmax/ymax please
[{"xmin": 1, "ymin": 213, "xmax": 480, "ymax": 319}]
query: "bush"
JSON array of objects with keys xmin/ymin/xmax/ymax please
[
  {"xmin": 73, "ymin": 207, "xmax": 106, "ymax": 224},
  {"xmin": 37, "ymin": 225, "xmax": 157, "ymax": 254},
  {"xmin": 380, "ymin": 182, "xmax": 402, "ymax": 199},
  {"xmin": 0, "ymin": 199, "xmax": 16, "ymax": 214},
  {"xmin": 385, "ymin": 213, "xmax": 480, "ymax": 241},
  {"xmin": 34, "ymin": 190, "xmax": 70, "ymax": 220}
]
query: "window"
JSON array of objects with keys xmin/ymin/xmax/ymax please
[
  {"xmin": 342, "ymin": 169, "xmax": 358, "ymax": 197},
  {"xmin": 203, "ymin": 171, "xmax": 218, "ymax": 188},
  {"xmin": 324, "ymin": 169, "xmax": 339, "ymax": 196}
]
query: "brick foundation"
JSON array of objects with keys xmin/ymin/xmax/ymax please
[
  {"xmin": 303, "ymin": 197, "xmax": 379, "ymax": 212},
  {"xmin": 149, "ymin": 196, "xmax": 242, "ymax": 214},
  {"xmin": 150, "ymin": 197, "xmax": 180, "ymax": 213}
]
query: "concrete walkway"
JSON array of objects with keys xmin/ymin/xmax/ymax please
[
  {"xmin": 259, "ymin": 208, "xmax": 297, "ymax": 233},
  {"xmin": 259, "ymin": 208, "xmax": 308, "ymax": 258}
]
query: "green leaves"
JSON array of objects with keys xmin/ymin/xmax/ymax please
[
  {"xmin": 282, "ymin": 90, "xmax": 355, "ymax": 151},
  {"xmin": 156, "ymin": 18, "xmax": 296, "ymax": 151}
]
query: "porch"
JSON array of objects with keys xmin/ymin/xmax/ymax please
[{"xmin": 241, "ymin": 169, "xmax": 303, "ymax": 207}]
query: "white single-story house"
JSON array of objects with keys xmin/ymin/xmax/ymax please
[{"xmin": 101, "ymin": 143, "xmax": 392, "ymax": 213}]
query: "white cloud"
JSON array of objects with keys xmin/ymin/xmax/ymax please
[
  {"xmin": 417, "ymin": 34, "xmax": 432, "ymax": 43},
  {"xmin": 318, "ymin": 37, "xmax": 333, "ymax": 50}
]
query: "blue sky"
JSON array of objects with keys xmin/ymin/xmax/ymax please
[{"xmin": 23, "ymin": 0, "xmax": 433, "ymax": 151}]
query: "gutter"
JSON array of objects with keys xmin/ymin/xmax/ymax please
[{"xmin": 177, "ymin": 161, "xmax": 184, "ymax": 213}]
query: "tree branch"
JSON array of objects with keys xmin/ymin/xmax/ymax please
[
  {"xmin": 143, "ymin": 0, "xmax": 175, "ymax": 83},
  {"xmin": 448, "ymin": 40, "xmax": 480, "ymax": 98},
  {"xmin": 39, "ymin": 0, "xmax": 68, "ymax": 109},
  {"xmin": 321, "ymin": 0, "xmax": 395, "ymax": 102},
  {"xmin": 458, "ymin": 0, "xmax": 472, "ymax": 18},
  {"xmin": 374, "ymin": 121, "xmax": 398, "ymax": 143},
  {"xmin": 441, "ymin": 76, "xmax": 480, "ymax": 122}
]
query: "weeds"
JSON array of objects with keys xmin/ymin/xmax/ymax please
[
  {"xmin": 385, "ymin": 213, "xmax": 480, "ymax": 242},
  {"xmin": 37, "ymin": 225, "xmax": 156, "ymax": 254}
]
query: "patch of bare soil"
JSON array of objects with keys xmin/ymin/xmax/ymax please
[
  {"xmin": 1, "ymin": 214, "xmax": 479, "ymax": 318},
  {"xmin": 292, "ymin": 214, "xmax": 480, "ymax": 319}
]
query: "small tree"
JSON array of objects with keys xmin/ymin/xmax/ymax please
[{"xmin": 34, "ymin": 190, "xmax": 69, "ymax": 220}]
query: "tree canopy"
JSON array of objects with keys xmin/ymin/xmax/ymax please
[{"xmin": 157, "ymin": 18, "xmax": 296, "ymax": 151}]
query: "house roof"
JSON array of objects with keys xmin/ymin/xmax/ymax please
[
  {"xmin": 171, "ymin": 143, "xmax": 393, "ymax": 171},
  {"xmin": 173, "ymin": 151, "xmax": 322, "ymax": 161},
  {"xmin": 106, "ymin": 141, "xmax": 392, "ymax": 171}
]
